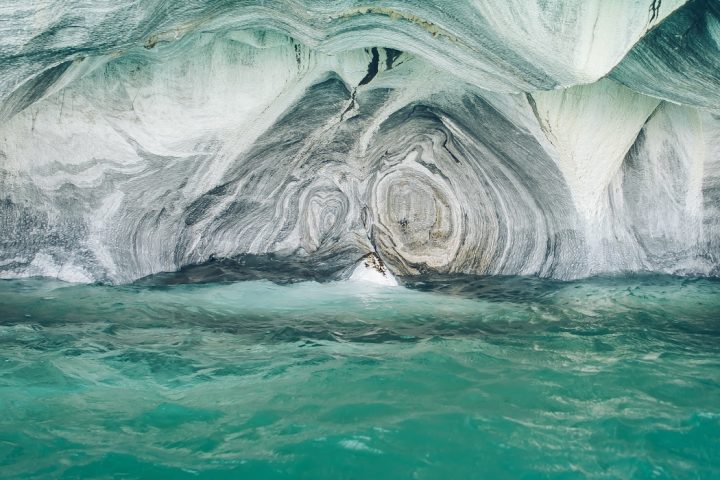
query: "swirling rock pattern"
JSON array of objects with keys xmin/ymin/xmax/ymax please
[
  {"xmin": 0, "ymin": 1, "xmax": 719, "ymax": 282},
  {"xmin": 612, "ymin": 0, "xmax": 720, "ymax": 111}
]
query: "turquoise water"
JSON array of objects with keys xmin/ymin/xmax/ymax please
[{"xmin": 1, "ymin": 274, "xmax": 719, "ymax": 479}]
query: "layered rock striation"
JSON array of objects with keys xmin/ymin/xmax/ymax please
[{"xmin": 1, "ymin": 0, "xmax": 719, "ymax": 282}]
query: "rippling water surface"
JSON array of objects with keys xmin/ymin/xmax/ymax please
[{"xmin": 1, "ymin": 273, "xmax": 719, "ymax": 479}]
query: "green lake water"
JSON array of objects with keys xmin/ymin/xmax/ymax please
[{"xmin": 1, "ymin": 274, "xmax": 719, "ymax": 479}]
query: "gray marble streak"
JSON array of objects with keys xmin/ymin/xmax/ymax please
[
  {"xmin": 176, "ymin": 76, "xmax": 373, "ymax": 274},
  {"xmin": 611, "ymin": 0, "xmax": 720, "ymax": 111},
  {"xmin": 364, "ymin": 97, "xmax": 585, "ymax": 278},
  {"xmin": 701, "ymin": 113, "xmax": 720, "ymax": 274},
  {"xmin": 596, "ymin": 103, "xmax": 708, "ymax": 274}
]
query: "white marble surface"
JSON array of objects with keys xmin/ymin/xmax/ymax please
[{"xmin": 1, "ymin": 1, "xmax": 719, "ymax": 283}]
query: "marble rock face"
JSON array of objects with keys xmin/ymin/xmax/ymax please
[{"xmin": 0, "ymin": 0, "xmax": 719, "ymax": 283}]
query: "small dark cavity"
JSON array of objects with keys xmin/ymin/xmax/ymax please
[
  {"xmin": 144, "ymin": 35, "xmax": 158, "ymax": 49},
  {"xmin": 385, "ymin": 48, "xmax": 402, "ymax": 70},
  {"xmin": 358, "ymin": 47, "xmax": 380, "ymax": 86},
  {"xmin": 649, "ymin": 0, "xmax": 662, "ymax": 23}
]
